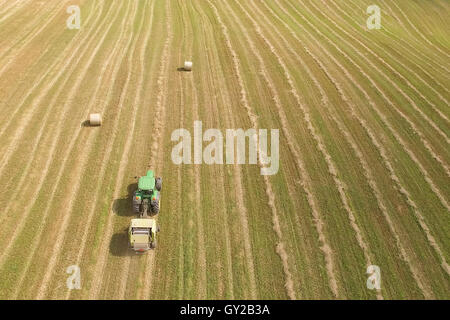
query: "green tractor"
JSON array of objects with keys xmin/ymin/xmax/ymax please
[
  {"xmin": 133, "ymin": 170, "xmax": 162, "ymax": 217},
  {"xmin": 128, "ymin": 170, "xmax": 162, "ymax": 253}
]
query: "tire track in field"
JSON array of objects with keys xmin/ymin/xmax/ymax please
[
  {"xmin": 270, "ymin": 0, "xmax": 450, "ymax": 278},
  {"xmin": 436, "ymin": 1, "xmax": 450, "ymax": 16},
  {"xmin": 259, "ymin": 0, "xmax": 432, "ymax": 298},
  {"xmin": 190, "ymin": 50, "xmax": 208, "ymax": 300},
  {"xmin": 0, "ymin": 3, "xmax": 102, "ymax": 205},
  {"xmin": 112, "ymin": 0, "xmax": 155, "ymax": 300},
  {"xmin": 0, "ymin": 0, "xmax": 21, "ymax": 16},
  {"xmin": 207, "ymin": 0, "xmax": 270, "ymax": 299},
  {"xmin": 329, "ymin": 94, "xmax": 433, "ymax": 298},
  {"xmin": 236, "ymin": 0, "xmax": 371, "ymax": 299},
  {"xmin": 179, "ymin": 0, "xmax": 207, "ymax": 299},
  {"xmin": 8, "ymin": 3, "xmax": 120, "ymax": 298},
  {"xmin": 37, "ymin": 0, "xmax": 138, "ymax": 294},
  {"xmin": 0, "ymin": 0, "xmax": 103, "ymax": 174},
  {"xmin": 190, "ymin": 44, "xmax": 209, "ymax": 299},
  {"xmin": 0, "ymin": 0, "xmax": 101, "ymax": 230},
  {"xmin": 326, "ymin": 50, "xmax": 450, "ymax": 277},
  {"xmin": 302, "ymin": 0, "xmax": 450, "ymax": 188},
  {"xmin": 11, "ymin": 0, "xmax": 130, "ymax": 299},
  {"xmin": 0, "ymin": 0, "xmax": 71, "ymax": 77},
  {"xmin": 0, "ymin": 0, "xmax": 109, "ymax": 266},
  {"xmin": 298, "ymin": 0, "xmax": 450, "ymax": 147},
  {"xmin": 0, "ymin": 0, "xmax": 54, "ymax": 56},
  {"xmin": 306, "ymin": 0, "xmax": 450, "ymax": 175},
  {"xmin": 222, "ymin": 0, "xmax": 301, "ymax": 299},
  {"xmin": 43, "ymin": 0, "xmax": 139, "ymax": 299},
  {"xmin": 59, "ymin": 0, "xmax": 138, "ymax": 299},
  {"xmin": 0, "ymin": 0, "xmax": 32, "ymax": 25},
  {"xmin": 0, "ymin": 0, "xmax": 27, "ymax": 15},
  {"xmin": 239, "ymin": 0, "xmax": 382, "ymax": 299},
  {"xmin": 195, "ymin": 1, "xmax": 257, "ymax": 298},
  {"xmin": 209, "ymin": 0, "xmax": 299, "ymax": 299},
  {"xmin": 378, "ymin": 0, "xmax": 450, "ymax": 68},
  {"xmin": 191, "ymin": 1, "xmax": 234, "ymax": 298},
  {"xmin": 222, "ymin": 3, "xmax": 312, "ymax": 298},
  {"xmin": 316, "ymin": 0, "xmax": 450, "ymax": 126},
  {"xmin": 283, "ymin": 0, "xmax": 450, "ymax": 214},
  {"xmin": 330, "ymin": 0, "xmax": 450, "ymax": 105},
  {"xmin": 0, "ymin": 2, "xmax": 101, "ymax": 204},
  {"xmin": 175, "ymin": 28, "xmax": 185, "ymax": 299},
  {"xmin": 163, "ymin": 2, "xmax": 185, "ymax": 299},
  {"xmin": 66, "ymin": 2, "xmax": 155, "ymax": 300},
  {"xmin": 0, "ymin": 0, "xmax": 66, "ymax": 66},
  {"xmin": 216, "ymin": 0, "xmax": 334, "ymax": 298},
  {"xmin": 139, "ymin": 0, "xmax": 174, "ymax": 300},
  {"xmin": 387, "ymin": 0, "xmax": 450, "ymax": 60},
  {"xmin": 341, "ymin": 0, "xmax": 450, "ymax": 77},
  {"xmin": 0, "ymin": 0, "xmax": 86, "ymax": 144},
  {"xmin": 379, "ymin": 0, "xmax": 413, "ymax": 37},
  {"xmin": 0, "ymin": 0, "xmax": 67, "ymax": 180},
  {"xmin": 175, "ymin": 76, "xmax": 185, "ymax": 299},
  {"xmin": 0, "ymin": 0, "xmax": 103, "ymax": 229},
  {"xmin": 147, "ymin": 0, "xmax": 173, "ymax": 167},
  {"xmin": 221, "ymin": 2, "xmax": 305, "ymax": 296},
  {"xmin": 344, "ymin": 0, "xmax": 450, "ymax": 79}
]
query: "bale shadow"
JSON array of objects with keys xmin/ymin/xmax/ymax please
[
  {"xmin": 109, "ymin": 230, "xmax": 132, "ymax": 257},
  {"xmin": 82, "ymin": 119, "xmax": 103, "ymax": 128},
  {"xmin": 113, "ymin": 182, "xmax": 138, "ymax": 217},
  {"xmin": 81, "ymin": 120, "xmax": 91, "ymax": 127},
  {"xmin": 177, "ymin": 67, "xmax": 191, "ymax": 72}
]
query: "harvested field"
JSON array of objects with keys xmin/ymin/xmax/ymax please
[{"xmin": 0, "ymin": 0, "xmax": 448, "ymax": 299}]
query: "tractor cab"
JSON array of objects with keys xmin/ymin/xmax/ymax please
[
  {"xmin": 133, "ymin": 170, "xmax": 162, "ymax": 216},
  {"xmin": 138, "ymin": 170, "xmax": 156, "ymax": 191}
]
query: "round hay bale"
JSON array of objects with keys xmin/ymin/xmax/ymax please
[
  {"xmin": 184, "ymin": 61, "xmax": 192, "ymax": 71},
  {"xmin": 89, "ymin": 113, "xmax": 102, "ymax": 126}
]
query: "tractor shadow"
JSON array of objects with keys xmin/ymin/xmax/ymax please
[
  {"xmin": 110, "ymin": 182, "xmax": 137, "ymax": 257},
  {"xmin": 112, "ymin": 182, "xmax": 138, "ymax": 217}
]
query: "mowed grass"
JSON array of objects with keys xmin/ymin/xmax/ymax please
[{"xmin": 0, "ymin": 0, "xmax": 448, "ymax": 299}]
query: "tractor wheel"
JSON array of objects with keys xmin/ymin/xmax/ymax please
[
  {"xmin": 151, "ymin": 200, "xmax": 159, "ymax": 214},
  {"xmin": 150, "ymin": 240, "xmax": 157, "ymax": 249},
  {"xmin": 155, "ymin": 178, "xmax": 162, "ymax": 191}
]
